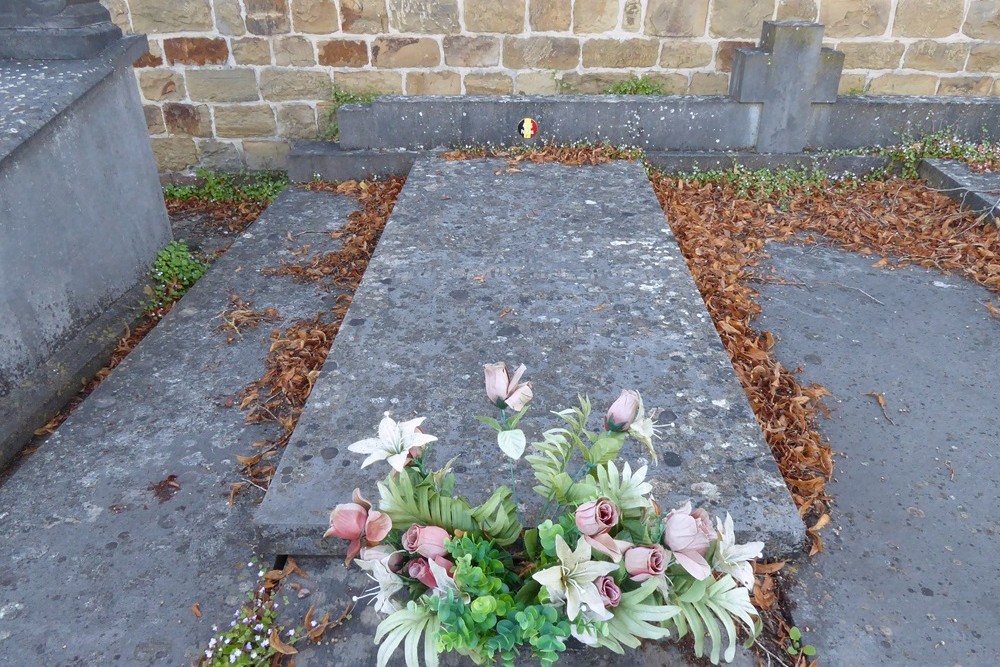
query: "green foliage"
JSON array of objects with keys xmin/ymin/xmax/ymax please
[
  {"xmin": 148, "ymin": 240, "xmax": 207, "ymax": 311},
  {"xmin": 375, "ymin": 601, "xmax": 441, "ymax": 667},
  {"xmin": 606, "ymin": 76, "xmax": 667, "ymax": 96},
  {"xmin": 671, "ymin": 575, "xmax": 760, "ymax": 665},
  {"xmin": 323, "ymin": 87, "xmax": 378, "ymax": 141},
  {"xmin": 671, "ymin": 163, "xmax": 857, "ymax": 203},
  {"xmin": 163, "ymin": 168, "xmax": 287, "ymax": 203},
  {"xmin": 873, "ymin": 129, "xmax": 1000, "ymax": 179},
  {"xmin": 786, "ymin": 626, "xmax": 817, "ymax": 658},
  {"xmin": 595, "ymin": 580, "xmax": 676, "ymax": 654},
  {"xmin": 525, "ymin": 427, "xmax": 575, "ymax": 502}
]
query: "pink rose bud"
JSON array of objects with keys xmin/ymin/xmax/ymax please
[
  {"xmin": 691, "ymin": 507, "xmax": 717, "ymax": 542},
  {"xmin": 324, "ymin": 502, "xmax": 366, "ymax": 541},
  {"xmin": 663, "ymin": 502, "xmax": 713, "ymax": 580},
  {"xmin": 605, "ymin": 389, "xmax": 641, "ymax": 432},
  {"xmin": 624, "ymin": 544, "xmax": 667, "ymax": 582},
  {"xmin": 483, "ymin": 362, "xmax": 533, "ymax": 411},
  {"xmin": 596, "ymin": 575, "xmax": 622, "ymax": 608},
  {"xmin": 575, "ymin": 497, "xmax": 621, "ymax": 536},
  {"xmin": 401, "ymin": 524, "xmax": 450, "ymax": 559},
  {"xmin": 408, "ymin": 558, "xmax": 438, "ymax": 589}
]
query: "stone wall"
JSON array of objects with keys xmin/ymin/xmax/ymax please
[{"xmin": 100, "ymin": 0, "xmax": 1000, "ymax": 172}]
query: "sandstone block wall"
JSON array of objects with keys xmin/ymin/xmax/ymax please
[{"xmin": 100, "ymin": 0, "xmax": 1000, "ymax": 172}]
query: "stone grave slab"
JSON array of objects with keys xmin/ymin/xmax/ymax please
[{"xmin": 255, "ymin": 157, "xmax": 804, "ymax": 558}]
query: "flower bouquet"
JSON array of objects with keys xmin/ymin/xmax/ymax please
[{"xmin": 325, "ymin": 363, "xmax": 764, "ymax": 666}]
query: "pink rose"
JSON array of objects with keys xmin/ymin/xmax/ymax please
[
  {"xmin": 324, "ymin": 488, "xmax": 392, "ymax": 565},
  {"xmin": 575, "ymin": 497, "xmax": 620, "ymax": 536},
  {"xmin": 663, "ymin": 502, "xmax": 713, "ymax": 580},
  {"xmin": 596, "ymin": 575, "xmax": 622, "ymax": 608},
  {"xmin": 624, "ymin": 544, "xmax": 667, "ymax": 582},
  {"xmin": 605, "ymin": 389, "xmax": 641, "ymax": 432},
  {"xmin": 483, "ymin": 362, "xmax": 533, "ymax": 411},
  {"xmin": 402, "ymin": 524, "xmax": 450, "ymax": 559},
  {"xmin": 407, "ymin": 556, "xmax": 455, "ymax": 589}
]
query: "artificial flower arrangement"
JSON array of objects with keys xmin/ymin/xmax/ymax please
[{"xmin": 325, "ymin": 362, "xmax": 764, "ymax": 666}]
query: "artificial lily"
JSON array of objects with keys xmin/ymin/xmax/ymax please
[
  {"xmin": 532, "ymin": 535, "xmax": 617, "ymax": 622},
  {"xmin": 347, "ymin": 414, "xmax": 438, "ymax": 472},
  {"xmin": 712, "ymin": 513, "xmax": 764, "ymax": 588}
]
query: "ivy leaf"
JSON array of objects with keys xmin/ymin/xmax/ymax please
[{"xmin": 498, "ymin": 429, "xmax": 527, "ymax": 460}]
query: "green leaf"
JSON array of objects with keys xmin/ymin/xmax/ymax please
[
  {"xmin": 497, "ymin": 429, "xmax": 527, "ymax": 460},
  {"xmin": 789, "ymin": 626, "xmax": 801, "ymax": 642},
  {"xmin": 803, "ymin": 645, "xmax": 817, "ymax": 656},
  {"xmin": 525, "ymin": 428, "xmax": 574, "ymax": 502},
  {"xmin": 507, "ymin": 406, "xmax": 530, "ymax": 429},
  {"xmin": 670, "ymin": 575, "xmax": 759, "ymax": 664},
  {"xmin": 475, "ymin": 415, "xmax": 502, "ymax": 432},
  {"xmin": 595, "ymin": 580, "xmax": 677, "ymax": 654},
  {"xmin": 587, "ymin": 433, "xmax": 625, "ymax": 465},
  {"xmin": 523, "ymin": 529, "xmax": 540, "ymax": 560},
  {"xmin": 594, "ymin": 461, "xmax": 653, "ymax": 518}
]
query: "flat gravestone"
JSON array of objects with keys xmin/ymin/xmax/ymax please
[{"xmin": 255, "ymin": 157, "xmax": 803, "ymax": 557}]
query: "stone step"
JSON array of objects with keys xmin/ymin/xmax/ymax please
[
  {"xmin": 288, "ymin": 140, "xmax": 421, "ymax": 183},
  {"xmin": 920, "ymin": 158, "xmax": 999, "ymax": 221},
  {"xmin": 255, "ymin": 156, "xmax": 804, "ymax": 559},
  {"xmin": 0, "ymin": 187, "xmax": 358, "ymax": 665}
]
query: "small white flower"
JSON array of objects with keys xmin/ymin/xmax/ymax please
[
  {"xmin": 310, "ymin": 620, "xmax": 318, "ymax": 627},
  {"xmin": 262, "ymin": 639, "xmax": 269, "ymax": 647},
  {"xmin": 251, "ymin": 652, "xmax": 258, "ymax": 659},
  {"xmin": 205, "ymin": 650, "xmax": 213, "ymax": 658},
  {"xmin": 627, "ymin": 393, "xmax": 663, "ymax": 463},
  {"xmin": 347, "ymin": 415, "xmax": 438, "ymax": 472},
  {"xmin": 532, "ymin": 535, "xmax": 617, "ymax": 622},
  {"xmin": 712, "ymin": 513, "xmax": 764, "ymax": 588},
  {"xmin": 287, "ymin": 629, "xmax": 295, "ymax": 636},
  {"xmin": 208, "ymin": 638, "xmax": 217, "ymax": 648}
]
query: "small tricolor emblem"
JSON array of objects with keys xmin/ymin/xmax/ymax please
[{"xmin": 517, "ymin": 117, "xmax": 538, "ymax": 140}]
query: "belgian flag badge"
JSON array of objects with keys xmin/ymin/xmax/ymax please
[{"xmin": 517, "ymin": 117, "xmax": 538, "ymax": 140}]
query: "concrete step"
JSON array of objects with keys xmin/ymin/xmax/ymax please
[
  {"xmin": 288, "ymin": 140, "xmax": 422, "ymax": 183},
  {"xmin": 920, "ymin": 158, "xmax": 1000, "ymax": 221},
  {"xmin": 255, "ymin": 156, "xmax": 804, "ymax": 559},
  {"xmin": 0, "ymin": 187, "xmax": 358, "ymax": 665}
]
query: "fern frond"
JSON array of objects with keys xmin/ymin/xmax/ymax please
[
  {"xmin": 595, "ymin": 580, "xmax": 678, "ymax": 654},
  {"xmin": 525, "ymin": 427, "xmax": 574, "ymax": 501},
  {"xmin": 595, "ymin": 461, "xmax": 653, "ymax": 516},
  {"xmin": 670, "ymin": 575, "xmax": 758, "ymax": 664},
  {"xmin": 470, "ymin": 486, "xmax": 522, "ymax": 546},
  {"xmin": 378, "ymin": 469, "xmax": 478, "ymax": 534}
]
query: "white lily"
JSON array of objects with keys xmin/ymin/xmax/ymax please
[
  {"xmin": 427, "ymin": 557, "xmax": 470, "ymax": 603},
  {"xmin": 353, "ymin": 551, "xmax": 406, "ymax": 615},
  {"xmin": 627, "ymin": 393, "xmax": 663, "ymax": 464},
  {"xmin": 532, "ymin": 535, "xmax": 618, "ymax": 622},
  {"xmin": 712, "ymin": 513, "xmax": 764, "ymax": 589},
  {"xmin": 348, "ymin": 415, "xmax": 438, "ymax": 472}
]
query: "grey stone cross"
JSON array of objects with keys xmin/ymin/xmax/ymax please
[{"xmin": 729, "ymin": 20, "xmax": 845, "ymax": 153}]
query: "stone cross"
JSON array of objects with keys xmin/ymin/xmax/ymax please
[
  {"xmin": 729, "ymin": 20, "xmax": 844, "ymax": 153},
  {"xmin": 0, "ymin": 0, "xmax": 122, "ymax": 60}
]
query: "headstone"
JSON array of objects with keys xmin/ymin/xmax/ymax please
[
  {"xmin": 729, "ymin": 20, "xmax": 844, "ymax": 153},
  {"xmin": 0, "ymin": 0, "xmax": 122, "ymax": 60},
  {"xmin": 255, "ymin": 157, "xmax": 805, "ymax": 558}
]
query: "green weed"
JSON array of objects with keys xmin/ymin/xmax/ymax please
[
  {"xmin": 147, "ymin": 240, "xmax": 207, "ymax": 312},
  {"xmin": 323, "ymin": 87, "xmax": 378, "ymax": 141},
  {"xmin": 606, "ymin": 75, "xmax": 667, "ymax": 95},
  {"xmin": 163, "ymin": 169, "xmax": 288, "ymax": 204}
]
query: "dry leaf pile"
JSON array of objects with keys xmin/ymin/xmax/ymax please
[
  {"xmin": 166, "ymin": 197, "xmax": 269, "ymax": 235},
  {"xmin": 443, "ymin": 142, "xmax": 643, "ymax": 166},
  {"xmin": 216, "ymin": 293, "xmax": 282, "ymax": 344}
]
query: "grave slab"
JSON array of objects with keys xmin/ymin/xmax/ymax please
[
  {"xmin": 920, "ymin": 158, "xmax": 999, "ymax": 221},
  {"xmin": 256, "ymin": 157, "xmax": 804, "ymax": 558},
  {"xmin": 0, "ymin": 188, "xmax": 356, "ymax": 665}
]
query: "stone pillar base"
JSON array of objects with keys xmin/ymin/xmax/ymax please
[{"xmin": 0, "ymin": 2, "xmax": 122, "ymax": 60}]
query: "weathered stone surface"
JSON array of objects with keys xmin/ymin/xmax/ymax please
[
  {"xmin": 143, "ymin": 104, "xmax": 165, "ymax": 134},
  {"xmin": 902, "ymin": 40, "xmax": 968, "ymax": 72},
  {"xmin": 716, "ymin": 40, "xmax": 755, "ymax": 72},
  {"xmin": 837, "ymin": 41, "xmax": 904, "ymax": 69},
  {"xmin": 465, "ymin": 0, "xmax": 525, "ymax": 33},
  {"xmin": 645, "ymin": 0, "xmax": 709, "ymax": 37},
  {"xmin": 574, "ymin": 0, "xmax": 618, "ymax": 32},
  {"xmin": 245, "ymin": 0, "xmax": 291, "ymax": 34},
  {"xmin": 186, "ymin": 68, "xmax": 259, "ymax": 102},
  {"xmin": 341, "ymin": 0, "xmax": 389, "ymax": 32},
  {"xmin": 103, "ymin": 0, "xmax": 131, "ymax": 31},
  {"xmin": 406, "ymin": 71, "xmax": 461, "ymax": 94},
  {"xmin": 163, "ymin": 37, "xmax": 229, "ymax": 65},
  {"xmin": 318, "ymin": 39, "xmax": 369, "ymax": 66},
  {"xmin": 162, "ymin": 102, "xmax": 212, "ymax": 137},
  {"xmin": 261, "ymin": 68, "xmax": 332, "ymax": 100},
  {"xmin": 968, "ymin": 44, "xmax": 1000, "ymax": 72},
  {"xmin": 274, "ymin": 35, "xmax": 317, "ymax": 66},
  {"xmin": 710, "ymin": 0, "xmax": 773, "ymax": 38},
  {"xmin": 443, "ymin": 35, "xmax": 501, "ymax": 67},
  {"xmin": 242, "ymin": 139, "xmax": 291, "ymax": 168},
  {"xmin": 133, "ymin": 41, "xmax": 164, "ymax": 68},
  {"xmin": 529, "ymin": 0, "xmax": 571, "ymax": 31},
  {"xmin": 255, "ymin": 157, "xmax": 804, "ymax": 558},
  {"xmin": 776, "ymin": 0, "xmax": 818, "ymax": 20},
  {"xmin": 820, "ymin": 0, "xmax": 891, "ymax": 37},
  {"xmin": 232, "ymin": 37, "xmax": 272, "ymax": 65},
  {"xmin": 288, "ymin": 142, "xmax": 421, "ymax": 181},
  {"xmin": 921, "ymin": 158, "xmax": 1000, "ymax": 218},
  {"xmin": 292, "ymin": 0, "xmax": 340, "ymax": 32},
  {"xmin": 582, "ymin": 38, "xmax": 659, "ymax": 67},
  {"xmin": 559, "ymin": 71, "xmax": 634, "ymax": 93},
  {"xmin": 514, "ymin": 70, "xmax": 559, "ymax": 93},
  {"xmin": 130, "ymin": 0, "xmax": 213, "ymax": 32},
  {"xmin": 659, "ymin": 40, "xmax": 713, "ymax": 68},
  {"xmin": 277, "ymin": 103, "xmax": 318, "ymax": 138},
  {"xmin": 214, "ymin": 104, "xmax": 277, "ymax": 137},
  {"xmin": 214, "ymin": 0, "xmax": 247, "ymax": 35},
  {"xmin": 937, "ymin": 76, "xmax": 994, "ymax": 96},
  {"xmin": 867, "ymin": 73, "xmax": 938, "ymax": 94},
  {"xmin": 688, "ymin": 71, "xmax": 729, "ymax": 94},
  {"xmin": 892, "ymin": 0, "xmax": 964, "ymax": 37},
  {"xmin": 837, "ymin": 72, "xmax": 867, "ymax": 93},
  {"xmin": 371, "ymin": 37, "xmax": 440, "ymax": 68},
  {"xmin": 151, "ymin": 136, "xmax": 198, "ymax": 170},
  {"xmin": 195, "ymin": 138, "xmax": 245, "ymax": 169},
  {"xmin": 503, "ymin": 36, "xmax": 579, "ymax": 69},
  {"xmin": 389, "ymin": 0, "xmax": 459, "ymax": 32},
  {"xmin": 623, "ymin": 0, "xmax": 642, "ymax": 31},
  {"xmin": 464, "ymin": 72, "xmax": 514, "ymax": 94},
  {"xmin": 641, "ymin": 72, "xmax": 688, "ymax": 94},
  {"xmin": 333, "ymin": 70, "xmax": 403, "ymax": 93},
  {"xmin": 138, "ymin": 69, "xmax": 185, "ymax": 101},
  {"xmin": 964, "ymin": 0, "xmax": 1000, "ymax": 39}
]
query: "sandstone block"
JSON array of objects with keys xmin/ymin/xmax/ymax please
[
  {"xmin": 232, "ymin": 38, "xmax": 273, "ymax": 65},
  {"xmin": 333, "ymin": 71, "xmax": 404, "ymax": 94},
  {"xmin": 143, "ymin": 105, "xmax": 166, "ymax": 134},
  {"xmin": 215, "ymin": 105, "xmax": 278, "ymax": 137},
  {"xmin": 292, "ymin": 0, "xmax": 340, "ymax": 33},
  {"xmin": 443, "ymin": 36, "xmax": 500, "ymax": 67},
  {"xmin": 371, "ymin": 37, "xmax": 440, "ymax": 68},
  {"xmin": 937, "ymin": 76, "xmax": 994, "ymax": 96},
  {"xmin": 196, "ymin": 139, "xmax": 245, "ymax": 170},
  {"xmin": 645, "ymin": 0, "xmax": 709, "ymax": 38},
  {"xmin": 503, "ymin": 36, "xmax": 579, "ymax": 69},
  {"xmin": 688, "ymin": 72, "xmax": 729, "ymax": 94},
  {"xmin": 341, "ymin": 0, "xmax": 389, "ymax": 33},
  {"xmin": 186, "ymin": 69, "xmax": 260, "ymax": 103},
  {"xmin": 274, "ymin": 36, "xmax": 317, "ymax": 66},
  {"xmin": 659, "ymin": 40, "xmax": 713, "ymax": 68},
  {"xmin": 903, "ymin": 40, "xmax": 968, "ymax": 72},
  {"xmin": 893, "ymin": 0, "xmax": 964, "ymax": 37},
  {"xmin": 242, "ymin": 140, "xmax": 291, "ymax": 170},
  {"xmin": 245, "ymin": 0, "xmax": 291, "ymax": 35},
  {"xmin": 388, "ymin": 0, "xmax": 459, "ymax": 33},
  {"xmin": 134, "ymin": 40, "xmax": 164, "ymax": 68},
  {"xmin": 710, "ymin": 0, "xmax": 773, "ymax": 38},
  {"xmin": 964, "ymin": 1, "xmax": 1000, "ymax": 40},
  {"xmin": 406, "ymin": 71, "xmax": 461, "ymax": 95},
  {"xmin": 574, "ymin": 0, "xmax": 617, "ymax": 33},
  {"xmin": 867, "ymin": 73, "xmax": 938, "ymax": 94},
  {"xmin": 715, "ymin": 40, "xmax": 755, "ymax": 72},
  {"xmin": 837, "ymin": 73, "xmax": 868, "ymax": 94},
  {"xmin": 838, "ymin": 41, "xmax": 904, "ymax": 69},
  {"xmin": 260, "ymin": 69, "xmax": 333, "ymax": 101},
  {"xmin": 151, "ymin": 137, "xmax": 198, "ymax": 172},
  {"xmin": 318, "ymin": 39, "xmax": 369, "ymax": 67},
  {"xmin": 623, "ymin": 0, "xmax": 642, "ymax": 31},
  {"xmin": 277, "ymin": 104, "xmax": 319, "ymax": 138},
  {"xmin": 514, "ymin": 71, "xmax": 559, "ymax": 94},
  {"xmin": 968, "ymin": 44, "xmax": 1000, "ymax": 73},
  {"xmin": 582, "ymin": 39, "xmax": 659, "ymax": 68},
  {"xmin": 464, "ymin": 73, "xmax": 514, "ymax": 94},
  {"xmin": 138, "ymin": 69, "xmax": 185, "ymax": 101},
  {"xmin": 559, "ymin": 71, "xmax": 633, "ymax": 94},
  {"xmin": 776, "ymin": 0, "xmax": 818, "ymax": 21},
  {"xmin": 821, "ymin": 0, "xmax": 891, "ymax": 38},
  {"xmin": 129, "ymin": 0, "xmax": 213, "ymax": 33},
  {"xmin": 529, "ymin": 0, "xmax": 570, "ymax": 31},
  {"xmin": 104, "ymin": 0, "xmax": 130, "ymax": 31},
  {"xmin": 214, "ymin": 0, "xmax": 247, "ymax": 35},
  {"xmin": 163, "ymin": 102, "xmax": 212, "ymax": 137},
  {"xmin": 465, "ymin": 0, "xmax": 525, "ymax": 34},
  {"xmin": 163, "ymin": 38, "xmax": 230, "ymax": 66},
  {"xmin": 636, "ymin": 72, "xmax": 687, "ymax": 94}
]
